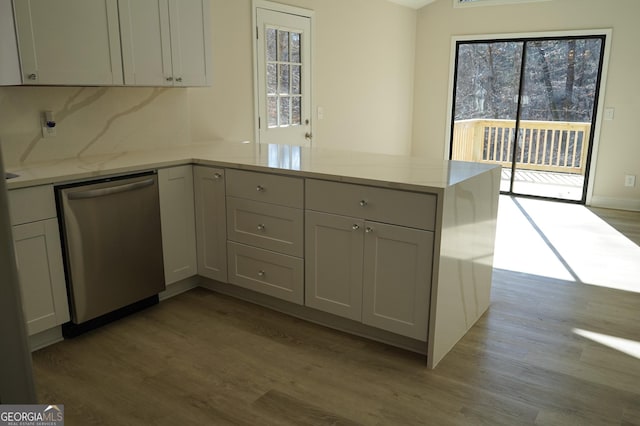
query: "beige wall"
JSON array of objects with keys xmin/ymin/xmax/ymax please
[
  {"xmin": 190, "ymin": 0, "xmax": 417, "ymax": 155},
  {"xmin": 412, "ymin": 0, "xmax": 640, "ymax": 210},
  {"xmin": 0, "ymin": 0, "xmax": 417, "ymax": 168}
]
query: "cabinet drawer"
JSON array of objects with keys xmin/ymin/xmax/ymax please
[
  {"xmin": 306, "ymin": 179, "xmax": 436, "ymax": 231},
  {"xmin": 226, "ymin": 169, "xmax": 303, "ymax": 208},
  {"xmin": 227, "ymin": 242, "xmax": 303, "ymax": 305},
  {"xmin": 9, "ymin": 185, "xmax": 57, "ymax": 225},
  {"xmin": 227, "ymin": 197, "xmax": 303, "ymax": 257}
]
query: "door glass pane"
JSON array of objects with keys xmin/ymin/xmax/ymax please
[
  {"xmin": 291, "ymin": 65, "xmax": 301, "ymax": 94},
  {"xmin": 278, "ymin": 30, "xmax": 289, "ymax": 62},
  {"xmin": 513, "ymin": 38, "xmax": 603, "ymax": 201},
  {"xmin": 451, "ymin": 41, "xmax": 523, "ymax": 192},
  {"xmin": 266, "ymin": 28, "xmax": 277, "ymax": 61},
  {"xmin": 279, "ymin": 97, "xmax": 290, "ymax": 126},
  {"xmin": 279, "ymin": 64, "xmax": 290, "ymax": 95},
  {"xmin": 292, "ymin": 96, "xmax": 301, "ymax": 125},
  {"xmin": 267, "ymin": 96, "xmax": 278, "ymax": 128},
  {"xmin": 267, "ymin": 64, "xmax": 277, "ymax": 94},
  {"xmin": 290, "ymin": 33, "xmax": 301, "ymax": 63}
]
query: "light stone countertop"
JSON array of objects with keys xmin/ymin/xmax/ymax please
[{"xmin": 5, "ymin": 141, "xmax": 498, "ymax": 193}]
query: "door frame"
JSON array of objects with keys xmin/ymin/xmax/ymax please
[
  {"xmin": 252, "ymin": 0, "xmax": 315, "ymax": 146},
  {"xmin": 444, "ymin": 28, "xmax": 613, "ymax": 206}
]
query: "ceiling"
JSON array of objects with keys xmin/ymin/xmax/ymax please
[{"xmin": 386, "ymin": 0, "xmax": 436, "ymax": 9}]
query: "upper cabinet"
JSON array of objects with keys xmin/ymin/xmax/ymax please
[
  {"xmin": 11, "ymin": 0, "xmax": 211, "ymax": 87},
  {"xmin": 0, "ymin": 0, "xmax": 21, "ymax": 85},
  {"xmin": 13, "ymin": 0, "xmax": 124, "ymax": 85},
  {"xmin": 119, "ymin": 0, "xmax": 211, "ymax": 86}
]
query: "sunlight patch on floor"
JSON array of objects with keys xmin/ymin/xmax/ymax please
[
  {"xmin": 573, "ymin": 328, "xmax": 640, "ymax": 360},
  {"xmin": 494, "ymin": 196, "xmax": 640, "ymax": 292}
]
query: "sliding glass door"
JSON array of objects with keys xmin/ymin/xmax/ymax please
[{"xmin": 450, "ymin": 35, "xmax": 605, "ymax": 202}]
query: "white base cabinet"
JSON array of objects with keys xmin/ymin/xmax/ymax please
[
  {"xmin": 194, "ymin": 166, "xmax": 228, "ymax": 282},
  {"xmin": 9, "ymin": 185, "xmax": 70, "ymax": 336},
  {"xmin": 159, "ymin": 166, "xmax": 198, "ymax": 285}
]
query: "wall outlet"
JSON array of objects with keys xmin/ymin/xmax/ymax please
[
  {"xmin": 624, "ymin": 175, "xmax": 636, "ymax": 187},
  {"xmin": 41, "ymin": 110, "xmax": 56, "ymax": 138}
]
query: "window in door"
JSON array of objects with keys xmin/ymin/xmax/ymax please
[
  {"xmin": 255, "ymin": 6, "xmax": 312, "ymax": 146},
  {"xmin": 449, "ymin": 35, "xmax": 606, "ymax": 203}
]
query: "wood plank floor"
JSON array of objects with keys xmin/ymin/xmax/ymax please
[{"xmin": 31, "ymin": 202, "xmax": 640, "ymax": 425}]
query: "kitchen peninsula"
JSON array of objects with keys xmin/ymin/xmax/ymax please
[{"xmin": 6, "ymin": 141, "xmax": 500, "ymax": 368}]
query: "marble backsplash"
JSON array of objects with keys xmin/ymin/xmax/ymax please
[{"xmin": 0, "ymin": 86, "xmax": 192, "ymax": 167}]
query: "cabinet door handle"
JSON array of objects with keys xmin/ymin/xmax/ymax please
[
  {"xmin": 213, "ymin": 172, "xmax": 222, "ymax": 179},
  {"xmin": 365, "ymin": 227, "xmax": 374, "ymax": 233},
  {"xmin": 256, "ymin": 185, "xmax": 265, "ymax": 192},
  {"xmin": 352, "ymin": 224, "xmax": 360, "ymax": 231},
  {"xmin": 257, "ymin": 270, "xmax": 266, "ymax": 278},
  {"xmin": 359, "ymin": 200, "xmax": 368, "ymax": 207},
  {"xmin": 27, "ymin": 73, "xmax": 38, "ymax": 81},
  {"xmin": 257, "ymin": 224, "xmax": 266, "ymax": 231},
  {"xmin": 175, "ymin": 77, "xmax": 183, "ymax": 83},
  {"xmin": 165, "ymin": 76, "xmax": 173, "ymax": 82}
]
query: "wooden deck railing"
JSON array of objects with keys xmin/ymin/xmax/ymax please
[{"xmin": 452, "ymin": 119, "xmax": 591, "ymax": 175}]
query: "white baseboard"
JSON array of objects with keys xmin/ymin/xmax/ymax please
[{"xmin": 589, "ymin": 196, "xmax": 640, "ymax": 212}]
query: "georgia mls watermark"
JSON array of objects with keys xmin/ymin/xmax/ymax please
[{"xmin": 0, "ymin": 405, "xmax": 64, "ymax": 426}]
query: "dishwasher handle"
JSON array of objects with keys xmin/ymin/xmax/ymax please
[{"xmin": 67, "ymin": 178, "xmax": 155, "ymax": 200}]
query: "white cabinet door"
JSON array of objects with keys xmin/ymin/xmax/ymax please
[
  {"xmin": 168, "ymin": 0, "xmax": 211, "ymax": 86},
  {"xmin": 362, "ymin": 222, "xmax": 433, "ymax": 341},
  {"xmin": 158, "ymin": 166, "xmax": 197, "ymax": 285},
  {"xmin": 13, "ymin": 0, "xmax": 123, "ymax": 85},
  {"xmin": 119, "ymin": 0, "xmax": 211, "ymax": 86},
  {"xmin": 13, "ymin": 219, "xmax": 70, "ymax": 336},
  {"xmin": 194, "ymin": 166, "xmax": 227, "ymax": 281},
  {"xmin": 0, "ymin": 0, "xmax": 21, "ymax": 85},
  {"xmin": 304, "ymin": 211, "xmax": 364, "ymax": 321},
  {"xmin": 119, "ymin": 0, "xmax": 172, "ymax": 86}
]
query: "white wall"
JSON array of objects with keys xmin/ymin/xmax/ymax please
[
  {"xmin": 190, "ymin": 0, "xmax": 417, "ymax": 155},
  {"xmin": 412, "ymin": 0, "xmax": 640, "ymax": 210}
]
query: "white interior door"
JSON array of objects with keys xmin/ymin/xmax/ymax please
[{"xmin": 256, "ymin": 8, "xmax": 311, "ymax": 146}]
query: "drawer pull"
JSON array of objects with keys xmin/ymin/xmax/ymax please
[
  {"xmin": 256, "ymin": 185, "xmax": 265, "ymax": 192},
  {"xmin": 352, "ymin": 224, "xmax": 360, "ymax": 231},
  {"xmin": 257, "ymin": 224, "xmax": 266, "ymax": 231},
  {"xmin": 213, "ymin": 172, "xmax": 222, "ymax": 179},
  {"xmin": 257, "ymin": 270, "xmax": 266, "ymax": 278},
  {"xmin": 365, "ymin": 227, "xmax": 374, "ymax": 233},
  {"xmin": 359, "ymin": 200, "xmax": 368, "ymax": 207}
]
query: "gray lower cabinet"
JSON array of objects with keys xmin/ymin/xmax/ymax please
[
  {"xmin": 305, "ymin": 211, "xmax": 364, "ymax": 321},
  {"xmin": 305, "ymin": 211, "xmax": 433, "ymax": 340},
  {"xmin": 305, "ymin": 179, "xmax": 435, "ymax": 341},
  {"xmin": 225, "ymin": 169, "xmax": 305, "ymax": 304},
  {"xmin": 193, "ymin": 166, "xmax": 228, "ymax": 282},
  {"xmin": 362, "ymin": 221, "xmax": 433, "ymax": 340}
]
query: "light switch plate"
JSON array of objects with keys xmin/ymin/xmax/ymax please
[{"xmin": 604, "ymin": 107, "xmax": 615, "ymax": 121}]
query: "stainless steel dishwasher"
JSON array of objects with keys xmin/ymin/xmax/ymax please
[{"xmin": 57, "ymin": 172, "xmax": 165, "ymax": 336}]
